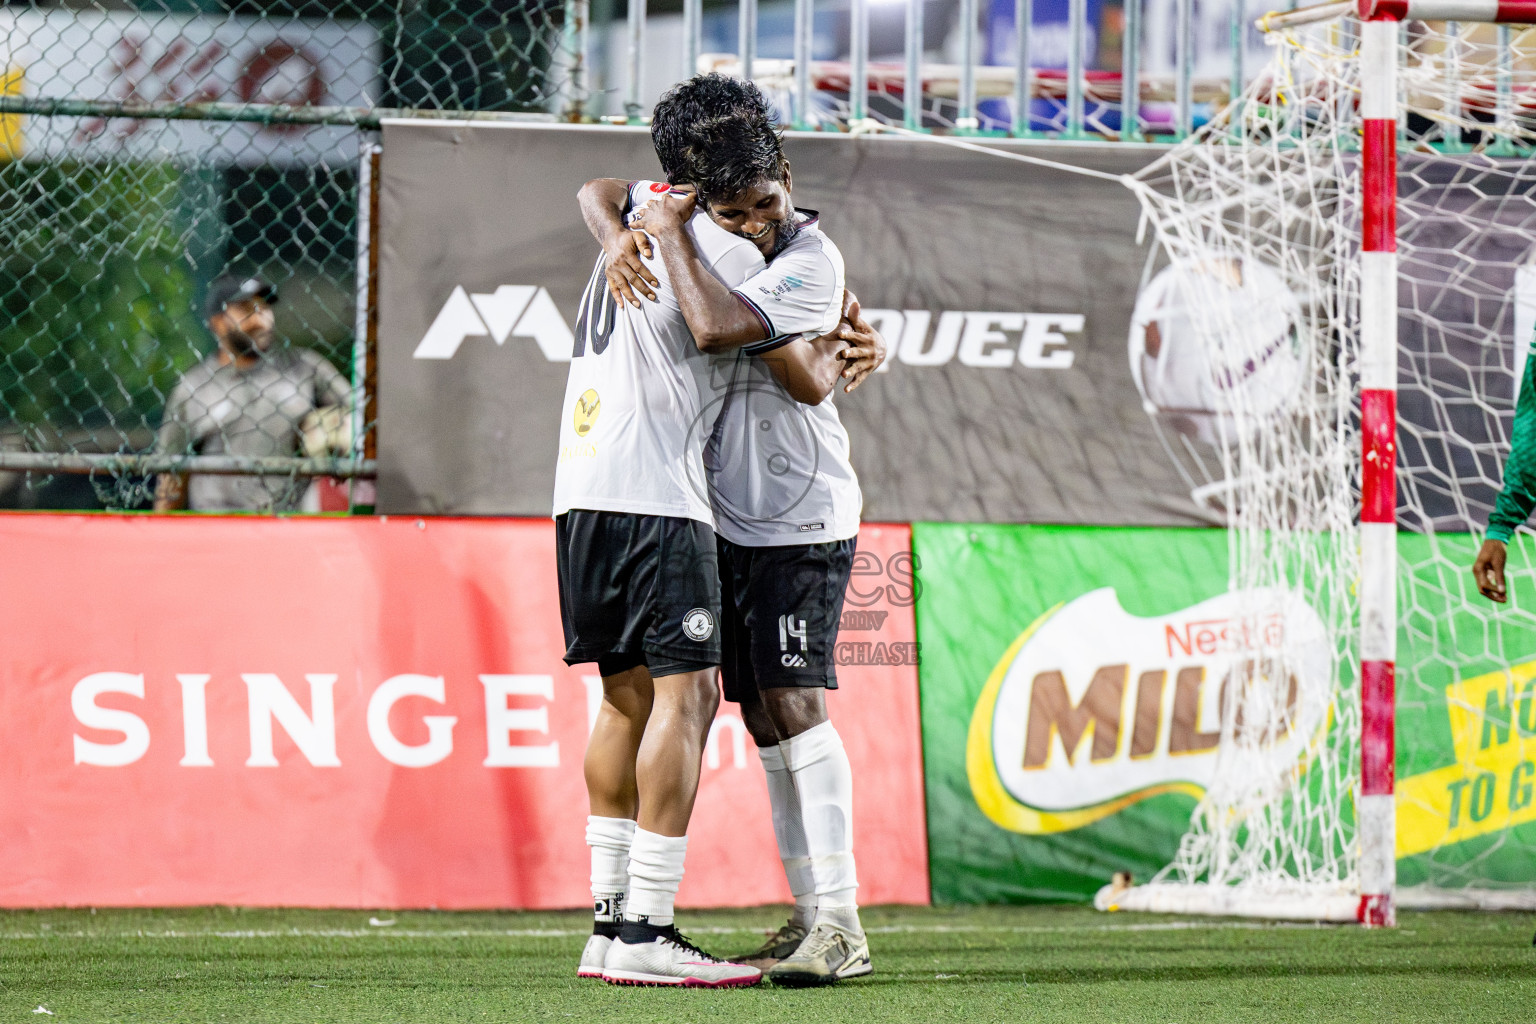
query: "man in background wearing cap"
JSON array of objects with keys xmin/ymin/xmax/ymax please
[{"xmin": 154, "ymin": 274, "xmax": 352, "ymax": 512}]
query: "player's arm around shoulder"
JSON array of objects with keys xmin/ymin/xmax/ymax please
[
  {"xmin": 743, "ymin": 231, "xmax": 883, "ymax": 403},
  {"xmin": 733, "ymin": 230, "xmax": 844, "ymax": 342},
  {"xmin": 754, "ymin": 291, "xmax": 887, "ymax": 405},
  {"xmin": 834, "ymin": 287, "xmax": 888, "ymax": 393},
  {"xmin": 578, "ymin": 177, "xmax": 659, "ymax": 308},
  {"xmin": 754, "ymin": 337, "xmax": 843, "ymax": 406},
  {"xmin": 630, "ymin": 191, "xmax": 769, "ymax": 353}
]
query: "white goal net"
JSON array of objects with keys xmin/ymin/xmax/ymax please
[{"xmin": 1099, "ymin": 15, "xmax": 1536, "ymax": 919}]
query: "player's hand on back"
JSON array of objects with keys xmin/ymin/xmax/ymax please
[
  {"xmin": 628, "ymin": 187, "xmax": 696, "ymax": 238},
  {"xmin": 1474, "ymin": 538, "xmax": 1509, "ymax": 603},
  {"xmin": 603, "ymin": 226, "xmax": 658, "ymax": 308},
  {"xmin": 836, "ymin": 291, "xmax": 887, "ymax": 393}
]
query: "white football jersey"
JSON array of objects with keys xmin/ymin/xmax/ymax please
[
  {"xmin": 705, "ymin": 213, "xmax": 863, "ymax": 546},
  {"xmin": 552, "ymin": 181, "xmax": 765, "ymax": 524}
]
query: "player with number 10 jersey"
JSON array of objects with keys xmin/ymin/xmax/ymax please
[{"xmin": 552, "ymin": 178, "xmax": 769, "ymax": 989}]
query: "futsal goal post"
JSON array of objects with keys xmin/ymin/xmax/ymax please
[{"xmin": 1095, "ymin": 0, "xmax": 1536, "ymax": 926}]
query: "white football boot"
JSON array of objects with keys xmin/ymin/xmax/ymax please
[
  {"xmin": 602, "ymin": 919, "xmax": 762, "ymax": 988},
  {"xmin": 766, "ymin": 919, "xmax": 872, "ymax": 987},
  {"xmin": 577, "ymin": 919, "xmax": 621, "ymax": 979}
]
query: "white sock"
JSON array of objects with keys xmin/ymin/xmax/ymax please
[
  {"xmin": 758, "ymin": 743, "xmax": 816, "ymax": 929},
  {"xmin": 780, "ymin": 721, "xmax": 858, "ymax": 923},
  {"xmin": 586, "ymin": 815, "xmax": 635, "ymax": 922},
  {"xmin": 625, "ymin": 828, "xmax": 688, "ymax": 927}
]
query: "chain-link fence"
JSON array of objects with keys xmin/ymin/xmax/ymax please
[
  {"xmin": 0, "ymin": 0, "xmax": 1379, "ymax": 512},
  {"xmin": 0, "ymin": 1, "xmax": 579, "ymax": 511}
]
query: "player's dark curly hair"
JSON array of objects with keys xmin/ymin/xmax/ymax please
[
  {"xmin": 651, "ymin": 73, "xmax": 781, "ymax": 184},
  {"xmin": 677, "ymin": 112, "xmax": 787, "ymax": 208}
]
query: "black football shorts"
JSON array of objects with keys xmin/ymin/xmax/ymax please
[
  {"xmin": 717, "ymin": 535, "xmax": 856, "ymax": 702},
  {"xmin": 556, "ymin": 510, "xmax": 722, "ymax": 675}
]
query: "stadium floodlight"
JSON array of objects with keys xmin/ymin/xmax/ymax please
[{"xmin": 1098, "ymin": 0, "xmax": 1536, "ymax": 925}]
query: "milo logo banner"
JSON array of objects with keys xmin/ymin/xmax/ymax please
[
  {"xmin": 966, "ymin": 587, "xmax": 1330, "ymax": 838},
  {"xmin": 915, "ymin": 523, "xmax": 1238, "ymax": 901},
  {"xmin": 917, "ymin": 523, "xmax": 1536, "ymax": 903}
]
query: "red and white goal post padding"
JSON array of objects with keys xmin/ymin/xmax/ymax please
[
  {"xmin": 1248, "ymin": 0, "xmax": 1536, "ymax": 930},
  {"xmin": 1354, "ymin": 0, "xmax": 1536, "ymax": 929},
  {"xmin": 1357, "ymin": 3, "xmax": 1399, "ymax": 931},
  {"xmin": 1095, "ymin": 0, "xmax": 1532, "ymax": 928}
]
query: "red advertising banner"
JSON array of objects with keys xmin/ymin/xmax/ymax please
[{"xmin": 0, "ymin": 515, "xmax": 927, "ymax": 909}]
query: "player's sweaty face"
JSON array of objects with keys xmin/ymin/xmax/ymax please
[{"xmin": 706, "ymin": 177, "xmax": 794, "ymax": 258}]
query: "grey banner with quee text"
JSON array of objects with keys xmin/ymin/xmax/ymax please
[{"xmin": 375, "ymin": 121, "xmax": 1208, "ymax": 524}]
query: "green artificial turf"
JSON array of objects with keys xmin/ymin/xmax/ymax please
[{"xmin": 0, "ymin": 905, "xmax": 1529, "ymax": 1022}]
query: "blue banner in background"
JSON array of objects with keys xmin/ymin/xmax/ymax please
[
  {"xmin": 701, "ymin": 5, "xmax": 840, "ymax": 61},
  {"xmin": 983, "ymin": 0, "xmax": 1107, "ymax": 132},
  {"xmin": 986, "ymin": 0, "xmax": 1102, "ymax": 69}
]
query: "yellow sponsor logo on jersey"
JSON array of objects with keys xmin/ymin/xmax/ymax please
[{"xmin": 573, "ymin": 388, "xmax": 600, "ymax": 437}]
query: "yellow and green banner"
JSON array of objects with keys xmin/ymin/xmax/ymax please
[
  {"xmin": 915, "ymin": 524, "xmax": 1536, "ymax": 902},
  {"xmin": 1395, "ymin": 533, "xmax": 1536, "ymax": 889},
  {"xmin": 915, "ymin": 523, "xmax": 1232, "ymax": 902}
]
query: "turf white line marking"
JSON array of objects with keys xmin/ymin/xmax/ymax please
[
  {"xmin": 869, "ymin": 921, "xmax": 1340, "ymax": 934},
  {"xmin": 0, "ymin": 920, "xmax": 1340, "ymax": 940}
]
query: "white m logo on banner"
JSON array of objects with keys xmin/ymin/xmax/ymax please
[{"xmin": 413, "ymin": 285, "xmax": 574, "ymax": 361}]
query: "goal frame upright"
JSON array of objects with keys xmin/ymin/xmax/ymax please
[
  {"xmin": 1356, "ymin": 4, "xmax": 1398, "ymax": 930},
  {"xmin": 1093, "ymin": 0, "xmax": 1536, "ymax": 926},
  {"xmin": 1352, "ymin": 0, "xmax": 1536, "ymax": 927}
]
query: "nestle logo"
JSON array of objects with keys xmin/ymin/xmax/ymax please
[{"xmin": 1164, "ymin": 614, "xmax": 1284, "ymax": 658}]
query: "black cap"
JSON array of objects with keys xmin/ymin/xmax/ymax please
[{"xmin": 205, "ymin": 274, "xmax": 278, "ymax": 319}]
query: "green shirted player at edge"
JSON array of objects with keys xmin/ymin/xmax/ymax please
[{"xmin": 1475, "ymin": 334, "xmax": 1536, "ymax": 605}]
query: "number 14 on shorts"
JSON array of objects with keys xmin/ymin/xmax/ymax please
[{"xmin": 779, "ymin": 614, "xmax": 808, "ymax": 668}]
